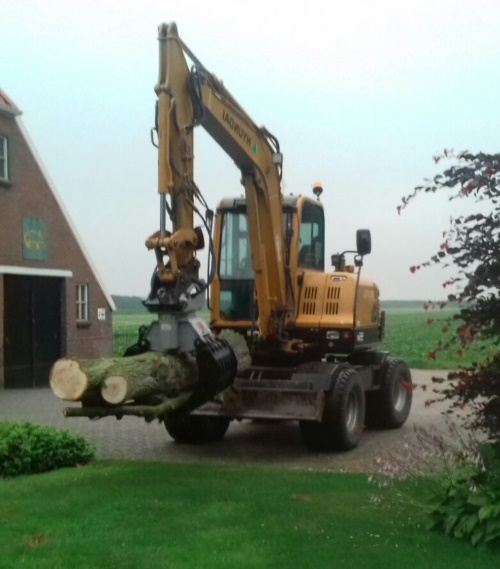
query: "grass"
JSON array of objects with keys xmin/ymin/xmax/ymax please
[
  {"xmin": 112, "ymin": 307, "xmax": 496, "ymax": 369},
  {"xmin": 1, "ymin": 462, "xmax": 498, "ymax": 569},
  {"xmin": 112, "ymin": 312, "xmax": 154, "ymax": 356},
  {"xmin": 381, "ymin": 307, "xmax": 496, "ymax": 369}
]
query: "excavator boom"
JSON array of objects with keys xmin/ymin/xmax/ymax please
[{"xmin": 151, "ymin": 22, "xmax": 290, "ymax": 341}]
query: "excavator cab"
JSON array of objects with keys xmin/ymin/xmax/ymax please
[
  {"xmin": 211, "ymin": 192, "xmax": 383, "ymax": 363},
  {"xmin": 211, "ymin": 195, "xmax": 326, "ymax": 330}
]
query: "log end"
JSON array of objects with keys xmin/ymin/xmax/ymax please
[
  {"xmin": 50, "ymin": 358, "xmax": 88, "ymax": 401},
  {"xmin": 101, "ymin": 375, "xmax": 128, "ymax": 405}
]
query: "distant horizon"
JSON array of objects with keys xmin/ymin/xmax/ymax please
[{"xmin": 111, "ymin": 293, "xmax": 452, "ymax": 305}]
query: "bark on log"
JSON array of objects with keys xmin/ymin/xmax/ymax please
[
  {"xmin": 100, "ymin": 352, "xmax": 198, "ymax": 404},
  {"xmin": 50, "ymin": 352, "xmax": 198, "ymax": 403}
]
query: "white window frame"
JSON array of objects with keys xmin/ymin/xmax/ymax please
[
  {"xmin": 0, "ymin": 136, "xmax": 9, "ymax": 182},
  {"xmin": 76, "ymin": 284, "xmax": 89, "ymax": 322}
]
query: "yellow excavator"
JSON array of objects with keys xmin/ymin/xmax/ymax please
[{"xmin": 136, "ymin": 22, "xmax": 412, "ymax": 451}]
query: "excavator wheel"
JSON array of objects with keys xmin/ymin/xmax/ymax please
[
  {"xmin": 300, "ymin": 366, "xmax": 365, "ymax": 452},
  {"xmin": 164, "ymin": 413, "xmax": 230, "ymax": 444},
  {"xmin": 365, "ymin": 357, "xmax": 412, "ymax": 429}
]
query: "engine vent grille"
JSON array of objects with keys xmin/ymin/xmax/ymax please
[
  {"xmin": 302, "ymin": 286, "xmax": 318, "ymax": 315},
  {"xmin": 325, "ymin": 286, "xmax": 341, "ymax": 315}
]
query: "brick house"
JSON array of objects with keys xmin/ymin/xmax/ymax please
[{"xmin": 0, "ymin": 89, "xmax": 115, "ymax": 388}]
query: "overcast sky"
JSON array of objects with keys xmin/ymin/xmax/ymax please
[{"xmin": 2, "ymin": 0, "xmax": 499, "ymax": 300}]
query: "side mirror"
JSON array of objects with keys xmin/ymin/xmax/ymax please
[{"xmin": 356, "ymin": 229, "xmax": 371, "ymax": 256}]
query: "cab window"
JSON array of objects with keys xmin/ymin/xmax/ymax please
[{"xmin": 298, "ymin": 201, "xmax": 324, "ymax": 270}]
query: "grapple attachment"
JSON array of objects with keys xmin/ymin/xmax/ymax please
[
  {"xmin": 123, "ymin": 321, "xmax": 237, "ymax": 411},
  {"xmin": 190, "ymin": 336, "xmax": 237, "ymax": 407}
]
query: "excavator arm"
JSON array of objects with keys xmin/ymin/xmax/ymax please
[{"xmin": 149, "ymin": 22, "xmax": 290, "ymax": 341}]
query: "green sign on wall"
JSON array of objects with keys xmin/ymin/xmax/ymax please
[{"xmin": 23, "ymin": 216, "xmax": 47, "ymax": 261}]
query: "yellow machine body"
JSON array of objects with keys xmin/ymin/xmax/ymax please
[{"xmin": 210, "ymin": 195, "xmax": 382, "ymax": 363}]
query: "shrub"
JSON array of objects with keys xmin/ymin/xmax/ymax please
[
  {"xmin": 428, "ymin": 442, "xmax": 500, "ymax": 548},
  {"xmin": 0, "ymin": 421, "xmax": 95, "ymax": 477},
  {"xmin": 400, "ymin": 150, "xmax": 500, "ymax": 441},
  {"xmin": 370, "ymin": 423, "xmax": 500, "ymax": 549}
]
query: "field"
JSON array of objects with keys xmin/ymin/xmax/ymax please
[
  {"xmin": 381, "ymin": 307, "xmax": 494, "ymax": 369},
  {"xmin": 113, "ymin": 306, "xmax": 494, "ymax": 369}
]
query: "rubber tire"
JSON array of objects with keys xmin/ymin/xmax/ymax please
[
  {"xmin": 300, "ymin": 366, "xmax": 366, "ymax": 452},
  {"xmin": 165, "ymin": 414, "xmax": 230, "ymax": 444},
  {"xmin": 365, "ymin": 357, "xmax": 412, "ymax": 429}
]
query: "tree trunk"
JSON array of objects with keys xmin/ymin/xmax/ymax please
[{"xmin": 50, "ymin": 352, "xmax": 198, "ymax": 404}]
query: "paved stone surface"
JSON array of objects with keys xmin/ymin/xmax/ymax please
[{"xmin": 0, "ymin": 369, "xmax": 454, "ymax": 472}]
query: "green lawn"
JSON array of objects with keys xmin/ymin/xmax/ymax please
[
  {"xmin": 1, "ymin": 462, "xmax": 498, "ymax": 569},
  {"xmin": 112, "ymin": 307, "xmax": 495, "ymax": 369}
]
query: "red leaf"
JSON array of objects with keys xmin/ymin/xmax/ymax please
[
  {"xmin": 427, "ymin": 351, "xmax": 436, "ymax": 360},
  {"xmin": 425, "ymin": 399, "xmax": 433, "ymax": 407},
  {"xmin": 461, "ymin": 181, "xmax": 477, "ymax": 196},
  {"xmin": 427, "ymin": 318, "xmax": 434, "ymax": 324},
  {"xmin": 423, "ymin": 303, "xmax": 429, "ymax": 310},
  {"xmin": 410, "ymin": 266, "xmax": 417, "ymax": 274},
  {"xmin": 457, "ymin": 350, "xmax": 463, "ymax": 357},
  {"xmin": 433, "ymin": 156, "xmax": 441, "ymax": 164},
  {"xmin": 402, "ymin": 380, "xmax": 412, "ymax": 392},
  {"xmin": 441, "ymin": 326, "xmax": 448, "ymax": 333}
]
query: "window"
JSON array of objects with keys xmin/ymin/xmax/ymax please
[
  {"xmin": 298, "ymin": 201, "xmax": 325, "ymax": 270},
  {"xmin": 76, "ymin": 284, "xmax": 89, "ymax": 322},
  {"xmin": 218, "ymin": 211, "xmax": 256, "ymax": 321},
  {"xmin": 0, "ymin": 136, "xmax": 9, "ymax": 182},
  {"xmin": 219, "ymin": 212, "xmax": 253, "ymax": 279}
]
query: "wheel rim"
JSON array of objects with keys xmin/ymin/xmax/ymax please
[
  {"xmin": 346, "ymin": 390, "xmax": 360, "ymax": 433},
  {"xmin": 393, "ymin": 375, "xmax": 409, "ymax": 412}
]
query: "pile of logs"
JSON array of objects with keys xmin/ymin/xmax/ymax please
[
  {"xmin": 49, "ymin": 330, "xmax": 251, "ymax": 422},
  {"xmin": 50, "ymin": 351, "xmax": 199, "ymax": 421}
]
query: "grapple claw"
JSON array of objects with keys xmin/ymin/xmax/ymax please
[{"xmin": 194, "ymin": 336, "xmax": 237, "ymax": 400}]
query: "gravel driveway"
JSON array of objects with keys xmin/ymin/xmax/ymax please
[{"xmin": 0, "ymin": 369, "xmax": 455, "ymax": 473}]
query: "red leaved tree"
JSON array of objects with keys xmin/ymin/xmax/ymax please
[{"xmin": 400, "ymin": 150, "xmax": 500, "ymax": 441}]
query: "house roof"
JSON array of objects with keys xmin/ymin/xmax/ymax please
[
  {"xmin": 0, "ymin": 89, "xmax": 22, "ymax": 116},
  {"xmin": 0, "ymin": 87, "xmax": 116, "ymax": 311},
  {"xmin": 17, "ymin": 119, "xmax": 116, "ymax": 311}
]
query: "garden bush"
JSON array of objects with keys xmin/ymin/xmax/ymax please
[
  {"xmin": 400, "ymin": 149, "xmax": 500, "ymax": 441},
  {"xmin": 370, "ymin": 424, "xmax": 500, "ymax": 549},
  {"xmin": 428, "ymin": 442, "xmax": 500, "ymax": 548},
  {"xmin": 0, "ymin": 421, "xmax": 95, "ymax": 477}
]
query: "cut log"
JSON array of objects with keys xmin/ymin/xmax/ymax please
[
  {"xmin": 100, "ymin": 353, "xmax": 198, "ymax": 404},
  {"xmin": 50, "ymin": 352, "xmax": 198, "ymax": 403},
  {"xmin": 51, "ymin": 330, "xmax": 251, "ymax": 422},
  {"xmin": 50, "ymin": 357, "xmax": 108, "ymax": 402}
]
